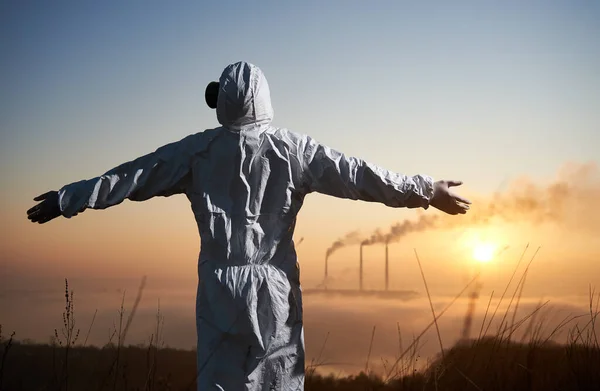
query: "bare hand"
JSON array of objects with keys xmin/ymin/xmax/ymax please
[
  {"xmin": 27, "ymin": 191, "xmax": 61, "ymax": 224},
  {"xmin": 429, "ymin": 180, "xmax": 471, "ymax": 215}
]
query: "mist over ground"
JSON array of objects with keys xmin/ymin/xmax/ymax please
[{"xmin": 2, "ymin": 275, "xmax": 597, "ymax": 376}]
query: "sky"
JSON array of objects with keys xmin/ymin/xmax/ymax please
[{"xmin": 1, "ymin": 0, "xmax": 599, "ymax": 372}]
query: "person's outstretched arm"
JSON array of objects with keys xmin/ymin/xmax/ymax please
[
  {"xmin": 299, "ymin": 135, "xmax": 470, "ymax": 215},
  {"xmin": 27, "ymin": 132, "xmax": 206, "ymax": 224}
]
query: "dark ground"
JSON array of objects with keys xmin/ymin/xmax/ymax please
[{"xmin": 1, "ymin": 337, "xmax": 599, "ymax": 391}]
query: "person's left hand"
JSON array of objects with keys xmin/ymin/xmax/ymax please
[{"xmin": 27, "ymin": 191, "xmax": 61, "ymax": 224}]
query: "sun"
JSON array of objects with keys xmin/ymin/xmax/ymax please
[
  {"xmin": 458, "ymin": 228, "xmax": 506, "ymax": 265},
  {"xmin": 472, "ymin": 242, "xmax": 497, "ymax": 263}
]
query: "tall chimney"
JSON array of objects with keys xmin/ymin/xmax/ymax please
[
  {"xmin": 385, "ymin": 241, "xmax": 389, "ymax": 291},
  {"xmin": 359, "ymin": 244, "xmax": 364, "ymax": 291},
  {"xmin": 324, "ymin": 255, "xmax": 328, "ymax": 290}
]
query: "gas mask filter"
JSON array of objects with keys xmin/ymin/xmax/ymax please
[{"xmin": 205, "ymin": 81, "xmax": 219, "ymax": 109}]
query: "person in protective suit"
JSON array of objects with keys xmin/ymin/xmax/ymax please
[{"xmin": 27, "ymin": 61, "xmax": 471, "ymax": 390}]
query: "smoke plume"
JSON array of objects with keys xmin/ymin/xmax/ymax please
[
  {"xmin": 325, "ymin": 230, "xmax": 364, "ymax": 259},
  {"xmin": 460, "ymin": 161, "xmax": 599, "ymax": 228},
  {"xmin": 327, "ymin": 162, "xmax": 600, "ymax": 252}
]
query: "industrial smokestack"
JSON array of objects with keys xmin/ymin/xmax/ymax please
[
  {"xmin": 461, "ymin": 279, "xmax": 482, "ymax": 342},
  {"xmin": 385, "ymin": 241, "xmax": 389, "ymax": 291},
  {"xmin": 359, "ymin": 244, "xmax": 364, "ymax": 291},
  {"xmin": 324, "ymin": 255, "xmax": 329, "ymax": 290}
]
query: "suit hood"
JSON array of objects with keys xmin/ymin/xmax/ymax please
[{"xmin": 216, "ymin": 61, "xmax": 274, "ymax": 131}]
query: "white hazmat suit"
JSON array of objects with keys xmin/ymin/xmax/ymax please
[{"xmin": 57, "ymin": 61, "xmax": 435, "ymax": 390}]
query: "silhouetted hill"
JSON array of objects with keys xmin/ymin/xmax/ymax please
[{"xmin": 1, "ymin": 337, "xmax": 599, "ymax": 390}]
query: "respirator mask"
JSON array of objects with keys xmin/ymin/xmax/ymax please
[{"xmin": 205, "ymin": 81, "xmax": 219, "ymax": 109}]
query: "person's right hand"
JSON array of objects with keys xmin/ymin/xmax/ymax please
[
  {"xmin": 429, "ymin": 180, "xmax": 471, "ymax": 215},
  {"xmin": 27, "ymin": 191, "xmax": 62, "ymax": 224}
]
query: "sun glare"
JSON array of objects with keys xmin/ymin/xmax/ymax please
[{"xmin": 472, "ymin": 242, "xmax": 496, "ymax": 263}]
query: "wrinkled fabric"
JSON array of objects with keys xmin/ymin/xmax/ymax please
[{"xmin": 58, "ymin": 61, "xmax": 435, "ymax": 390}]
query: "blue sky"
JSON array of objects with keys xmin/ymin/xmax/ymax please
[{"xmin": 2, "ymin": 1, "xmax": 598, "ymax": 193}]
